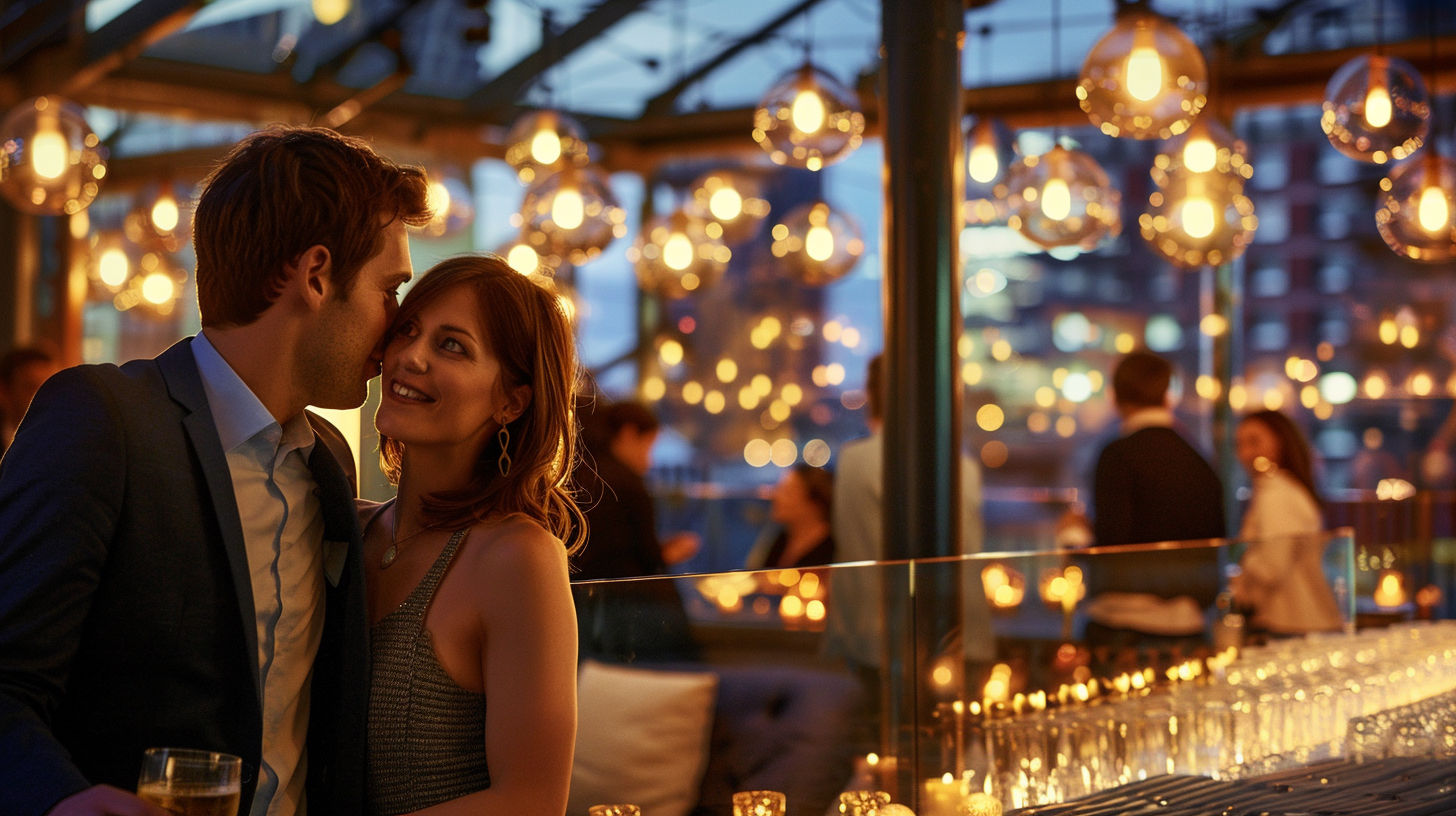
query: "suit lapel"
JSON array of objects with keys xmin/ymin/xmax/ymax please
[{"xmin": 157, "ymin": 340, "xmax": 263, "ymax": 708}]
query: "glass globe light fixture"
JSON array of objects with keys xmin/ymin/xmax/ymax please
[
  {"xmin": 769, "ymin": 201, "xmax": 864, "ymax": 286},
  {"xmin": 753, "ymin": 65, "xmax": 865, "ymax": 171},
  {"xmin": 1005, "ymin": 145, "xmax": 1122, "ymax": 250},
  {"xmin": 1376, "ymin": 151, "xmax": 1456, "ymax": 261},
  {"xmin": 1077, "ymin": 9, "xmax": 1208, "ymax": 140},
  {"xmin": 113, "ymin": 251, "xmax": 185, "ymax": 316},
  {"xmin": 1140, "ymin": 169, "xmax": 1257, "ymax": 268},
  {"xmin": 0, "ymin": 96, "xmax": 107, "ymax": 216},
  {"xmin": 504, "ymin": 110, "xmax": 590, "ymax": 185},
  {"xmin": 496, "ymin": 238, "xmax": 552, "ymax": 276},
  {"xmin": 1322, "ymin": 54, "xmax": 1429, "ymax": 164},
  {"xmin": 520, "ymin": 164, "xmax": 626, "ymax": 266},
  {"xmin": 629, "ymin": 209, "xmax": 731, "ymax": 299},
  {"xmin": 1150, "ymin": 117, "xmax": 1252, "ymax": 193},
  {"xmin": 417, "ymin": 174, "xmax": 474, "ymax": 239},
  {"xmin": 686, "ymin": 171, "xmax": 771, "ymax": 245}
]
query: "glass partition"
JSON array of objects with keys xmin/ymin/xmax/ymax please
[{"xmin": 566, "ymin": 531, "xmax": 1411, "ymax": 815}]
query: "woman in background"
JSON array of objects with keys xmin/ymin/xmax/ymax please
[
  {"xmin": 748, "ymin": 464, "xmax": 836, "ymax": 570},
  {"xmin": 1233, "ymin": 409, "xmax": 1343, "ymax": 635}
]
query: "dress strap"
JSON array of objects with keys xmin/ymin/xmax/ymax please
[{"xmin": 398, "ymin": 528, "xmax": 470, "ymax": 623}]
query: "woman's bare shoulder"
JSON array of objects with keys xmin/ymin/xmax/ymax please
[
  {"xmin": 355, "ymin": 498, "xmax": 389, "ymax": 528},
  {"xmin": 458, "ymin": 515, "xmax": 569, "ymax": 583}
]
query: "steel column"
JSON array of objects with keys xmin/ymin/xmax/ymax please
[{"xmin": 880, "ymin": 0, "xmax": 965, "ymax": 805}]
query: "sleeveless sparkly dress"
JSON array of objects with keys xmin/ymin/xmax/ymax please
[{"xmin": 367, "ymin": 524, "xmax": 491, "ymax": 816}]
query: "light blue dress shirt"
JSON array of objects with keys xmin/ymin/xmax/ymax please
[{"xmin": 192, "ymin": 332, "xmax": 327, "ymax": 816}]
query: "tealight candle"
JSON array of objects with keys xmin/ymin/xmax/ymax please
[
  {"xmin": 963, "ymin": 793, "xmax": 1002, "ymax": 816},
  {"xmin": 839, "ymin": 791, "xmax": 891, "ymax": 816},
  {"xmin": 732, "ymin": 791, "xmax": 786, "ymax": 816},
  {"xmin": 921, "ymin": 774, "xmax": 961, "ymax": 816},
  {"xmin": 589, "ymin": 807, "xmax": 641, "ymax": 816}
]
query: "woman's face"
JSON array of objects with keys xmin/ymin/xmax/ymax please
[
  {"xmin": 375, "ymin": 284, "xmax": 524, "ymax": 455},
  {"xmin": 770, "ymin": 471, "xmax": 815, "ymax": 526},
  {"xmin": 1235, "ymin": 419, "xmax": 1283, "ymax": 477}
]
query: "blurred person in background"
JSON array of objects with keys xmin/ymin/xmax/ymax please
[
  {"xmin": 745, "ymin": 464, "xmax": 836, "ymax": 570},
  {"xmin": 1232, "ymin": 410, "xmax": 1343, "ymax": 636},
  {"xmin": 1082, "ymin": 351, "xmax": 1225, "ymax": 652},
  {"xmin": 0, "ymin": 344, "xmax": 60, "ymax": 456},
  {"xmin": 571, "ymin": 398, "xmax": 699, "ymax": 661},
  {"xmin": 572, "ymin": 400, "xmax": 698, "ymax": 579}
]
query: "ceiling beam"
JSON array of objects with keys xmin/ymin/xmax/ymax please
[
  {"xmin": 0, "ymin": 0, "xmax": 83, "ymax": 72},
  {"xmin": 463, "ymin": 0, "xmax": 653, "ymax": 112},
  {"xmin": 58, "ymin": 0, "xmax": 202, "ymax": 97},
  {"xmin": 641, "ymin": 0, "xmax": 828, "ymax": 119}
]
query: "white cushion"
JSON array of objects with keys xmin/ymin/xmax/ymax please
[{"xmin": 568, "ymin": 661, "xmax": 719, "ymax": 816}]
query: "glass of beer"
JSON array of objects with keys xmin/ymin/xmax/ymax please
[{"xmin": 137, "ymin": 748, "xmax": 241, "ymax": 816}]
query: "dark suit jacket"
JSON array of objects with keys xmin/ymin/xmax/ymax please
[
  {"xmin": 0, "ymin": 339, "xmax": 368, "ymax": 816},
  {"xmin": 571, "ymin": 453, "xmax": 666, "ymax": 581},
  {"xmin": 1090, "ymin": 426, "xmax": 1226, "ymax": 607}
]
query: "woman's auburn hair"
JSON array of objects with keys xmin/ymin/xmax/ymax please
[{"xmin": 379, "ymin": 255, "xmax": 585, "ymax": 552}]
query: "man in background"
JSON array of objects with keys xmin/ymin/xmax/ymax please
[
  {"xmin": 0, "ymin": 344, "xmax": 60, "ymax": 456},
  {"xmin": 1084, "ymin": 351, "xmax": 1226, "ymax": 649},
  {"xmin": 826, "ymin": 354, "xmax": 993, "ymax": 673}
]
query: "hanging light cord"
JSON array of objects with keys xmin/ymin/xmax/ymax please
[{"xmin": 1051, "ymin": 0, "xmax": 1062, "ymax": 140}]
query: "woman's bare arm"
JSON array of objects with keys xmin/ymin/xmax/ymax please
[{"xmin": 411, "ymin": 520, "xmax": 578, "ymax": 816}]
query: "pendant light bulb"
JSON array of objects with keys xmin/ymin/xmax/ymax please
[
  {"xmin": 1182, "ymin": 135, "xmax": 1217, "ymax": 174},
  {"xmin": 1418, "ymin": 183, "xmax": 1449, "ymax": 234},
  {"xmin": 551, "ymin": 186, "xmax": 585, "ymax": 230},
  {"xmin": 805, "ymin": 224, "xmax": 835, "ymax": 261},
  {"xmin": 966, "ymin": 137, "xmax": 1001, "ymax": 184},
  {"xmin": 1181, "ymin": 196, "xmax": 1216, "ymax": 238},
  {"xmin": 1041, "ymin": 177, "xmax": 1072, "ymax": 221},
  {"xmin": 1364, "ymin": 59, "xmax": 1393, "ymax": 128},
  {"xmin": 1125, "ymin": 26, "xmax": 1165, "ymax": 102},
  {"xmin": 426, "ymin": 181, "xmax": 451, "ymax": 220},
  {"xmin": 31, "ymin": 112, "xmax": 68, "ymax": 180},
  {"xmin": 98, "ymin": 247, "xmax": 130, "ymax": 288},
  {"xmin": 506, "ymin": 243, "xmax": 540, "ymax": 275},
  {"xmin": 311, "ymin": 0, "xmax": 350, "ymax": 25},
  {"xmin": 149, "ymin": 192, "xmax": 179, "ymax": 234},
  {"xmin": 530, "ymin": 129, "xmax": 562, "ymax": 166},
  {"xmin": 708, "ymin": 186, "xmax": 743, "ymax": 222},
  {"xmin": 790, "ymin": 89, "xmax": 827, "ymax": 135},
  {"xmin": 662, "ymin": 232, "xmax": 695, "ymax": 271}
]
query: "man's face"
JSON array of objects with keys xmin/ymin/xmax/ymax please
[{"xmin": 302, "ymin": 220, "xmax": 413, "ymax": 409}]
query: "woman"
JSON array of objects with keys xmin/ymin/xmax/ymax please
[
  {"xmin": 363, "ymin": 255, "xmax": 583, "ymax": 816},
  {"xmin": 748, "ymin": 464, "xmax": 836, "ymax": 569},
  {"xmin": 1233, "ymin": 410, "xmax": 1343, "ymax": 635}
]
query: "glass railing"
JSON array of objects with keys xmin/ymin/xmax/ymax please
[{"xmin": 566, "ymin": 531, "xmax": 1394, "ymax": 816}]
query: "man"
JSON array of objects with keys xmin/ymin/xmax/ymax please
[
  {"xmin": 0, "ymin": 126, "xmax": 430, "ymax": 816},
  {"xmin": 1085, "ymin": 351, "xmax": 1226, "ymax": 646},
  {"xmin": 826, "ymin": 353, "xmax": 993, "ymax": 672},
  {"xmin": 573, "ymin": 400, "xmax": 698, "ymax": 580},
  {"xmin": 571, "ymin": 399, "xmax": 700, "ymax": 661},
  {"xmin": 0, "ymin": 344, "xmax": 61, "ymax": 455}
]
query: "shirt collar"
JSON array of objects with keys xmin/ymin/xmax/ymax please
[
  {"xmin": 1121, "ymin": 406, "xmax": 1175, "ymax": 436},
  {"xmin": 192, "ymin": 332, "xmax": 316, "ymax": 459}
]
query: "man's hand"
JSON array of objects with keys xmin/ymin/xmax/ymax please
[
  {"xmin": 47, "ymin": 785, "xmax": 174, "ymax": 816},
  {"xmin": 660, "ymin": 531, "xmax": 701, "ymax": 566}
]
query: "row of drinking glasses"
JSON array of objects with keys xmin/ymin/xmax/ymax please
[
  {"xmin": 1348, "ymin": 686, "xmax": 1456, "ymax": 762},
  {"xmin": 972, "ymin": 622, "xmax": 1456, "ymax": 810}
]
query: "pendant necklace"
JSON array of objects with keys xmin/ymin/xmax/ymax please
[{"xmin": 381, "ymin": 503, "xmax": 432, "ymax": 569}]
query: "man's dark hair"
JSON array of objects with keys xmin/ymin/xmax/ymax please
[
  {"xmin": 581, "ymin": 399, "xmax": 660, "ymax": 454},
  {"xmin": 866, "ymin": 354, "xmax": 884, "ymax": 421},
  {"xmin": 193, "ymin": 125, "xmax": 432, "ymax": 328},
  {"xmin": 0, "ymin": 344, "xmax": 56, "ymax": 386},
  {"xmin": 1112, "ymin": 351, "xmax": 1172, "ymax": 409}
]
